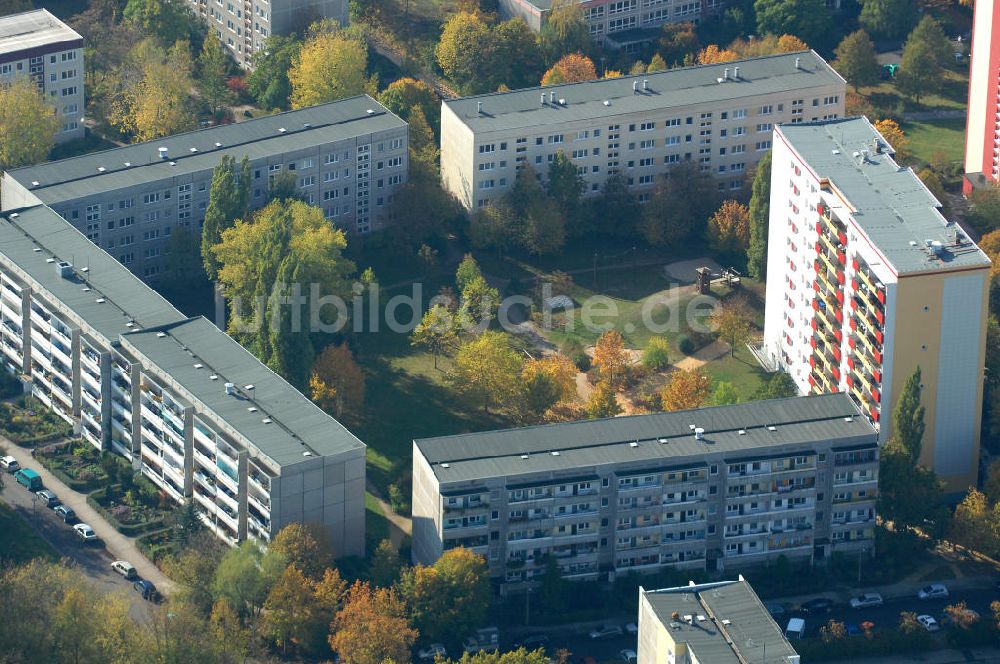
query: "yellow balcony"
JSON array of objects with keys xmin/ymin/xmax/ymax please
[
  {"xmin": 819, "ymin": 232, "xmax": 840, "ymax": 257},
  {"xmin": 821, "ymin": 213, "xmax": 842, "ymax": 238},
  {"xmin": 819, "ymin": 251, "xmax": 839, "ymax": 276}
]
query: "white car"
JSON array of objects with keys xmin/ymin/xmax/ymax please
[
  {"xmin": 917, "ymin": 583, "xmax": 949, "ymax": 600},
  {"xmin": 849, "ymin": 593, "xmax": 883, "ymax": 609},
  {"xmin": 917, "ymin": 615, "xmax": 940, "ymax": 632},
  {"xmin": 417, "ymin": 644, "xmax": 446, "ymax": 661},
  {"xmin": 619, "ymin": 649, "xmax": 637, "ymax": 664},
  {"xmin": 0, "ymin": 455, "xmax": 20, "ymax": 473},
  {"xmin": 111, "ymin": 560, "xmax": 137, "ymax": 580},
  {"xmin": 73, "ymin": 523, "xmax": 98, "ymax": 541},
  {"xmin": 624, "ymin": 622, "xmax": 638, "ymax": 635}
]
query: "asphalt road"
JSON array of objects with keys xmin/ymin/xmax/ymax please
[
  {"xmin": 501, "ymin": 587, "xmax": 1000, "ymax": 662},
  {"xmin": 0, "ymin": 472, "xmax": 154, "ymax": 622}
]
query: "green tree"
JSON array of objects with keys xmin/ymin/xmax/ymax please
[
  {"xmin": 949, "ymin": 488, "xmax": 999, "ymax": 555},
  {"xmin": 289, "ymin": 26, "xmax": 371, "ymax": 108},
  {"xmin": 0, "ymin": 77, "xmax": 60, "ymax": 172},
  {"xmin": 893, "ymin": 366, "xmax": 925, "ymax": 462},
  {"xmin": 746, "ymin": 150, "xmax": 772, "ymax": 279},
  {"xmin": 399, "ymin": 548, "xmax": 490, "ymax": 644},
  {"xmin": 642, "ymin": 337, "xmax": 672, "ymax": 371},
  {"xmin": 859, "ymin": 0, "xmax": 916, "ymax": 41},
  {"xmin": 493, "ymin": 18, "xmax": 545, "ymax": 90},
  {"xmin": 268, "ymin": 169, "xmax": 303, "ymax": 202},
  {"xmin": 895, "ymin": 17, "xmax": 952, "ymax": 104},
  {"xmin": 448, "ymin": 331, "xmax": 525, "ymax": 413},
  {"xmin": 459, "ymin": 274, "xmax": 501, "ymax": 328},
  {"xmin": 753, "ymin": 0, "xmax": 833, "ymax": 50},
  {"xmin": 539, "ymin": 0, "xmax": 593, "ymax": 66},
  {"xmin": 0, "ymin": 0, "xmax": 31, "ymax": 17},
  {"xmin": 369, "ymin": 539, "xmax": 404, "ymax": 587},
  {"xmin": 834, "ymin": 30, "xmax": 880, "ymax": 91},
  {"xmin": 212, "ymin": 540, "xmax": 286, "ymax": 622},
  {"xmin": 163, "ymin": 539, "xmax": 222, "ymax": 617},
  {"xmin": 712, "ymin": 381, "xmax": 739, "ymax": 405},
  {"xmin": 456, "ymin": 253, "xmax": 484, "ymax": 293},
  {"xmin": 752, "ymin": 372, "xmax": 798, "ymax": 400},
  {"xmin": 640, "ymin": 160, "xmax": 720, "ymax": 247},
  {"xmin": 198, "ymin": 32, "xmax": 234, "ymax": 116},
  {"xmin": 587, "ymin": 380, "xmax": 622, "ymax": 418},
  {"xmin": 201, "ymin": 155, "xmax": 251, "ymax": 281},
  {"xmin": 436, "ymin": 12, "xmax": 493, "ymax": 94},
  {"xmin": 470, "ymin": 201, "xmax": 520, "ymax": 254},
  {"xmin": 588, "ymin": 174, "xmax": 641, "ymax": 239},
  {"xmin": 123, "ymin": 0, "xmax": 192, "ymax": 45},
  {"xmin": 441, "ymin": 649, "xmax": 552, "ymax": 664},
  {"xmin": 247, "ymin": 35, "xmax": 301, "ymax": 110},
  {"xmin": 378, "ymin": 76, "xmax": 439, "ymax": 128},
  {"xmin": 411, "ymin": 304, "xmax": 459, "ymax": 369},
  {"xmin": 164, "ymin": 225, "xmax": 205, "ymax": 287},
  {"xmin": 878, "ymin": 435, "xmax": 944, "ymax": 526},
  {"xmin": 547, "ymin": 152, "xmax": 585, "ymax": 224}
]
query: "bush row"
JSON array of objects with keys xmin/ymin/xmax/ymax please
[{"xmin": 86, "ymin": 486, "xmax": 165, "ymax": 537}]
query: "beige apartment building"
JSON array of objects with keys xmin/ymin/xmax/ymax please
[
  {"xmin": 2, "ymin": 96, "xmax": 408, "ymax": 281},
  {"xmin": 440, "ymin": 51, "xmax": 845, "ymax": 213},
  {"xmin": 0, "ymin": 9, "xmax": 84, "ymax": 142},
  {"xmin": 762, "ymin": 118, "xmax": 991, "ymax": 493},
  {"xmin": 0, "ymin": 205, "xmax": 366, "ymax": 552},
  {"xmin": 412, "ymin": 394, "xmax": 879, "ymax": 592}
]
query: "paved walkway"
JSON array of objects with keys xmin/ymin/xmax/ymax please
[
  {"xmin": 1, "ymin": 435, "xmax": 174, "ymax": 594},
  {"xmin": 366, "ymin": 482, "xmax": 412, "ymax": 548},
  {"xmin": 673, "ymin": 339, "xmax": 732, "ymax": 371}
]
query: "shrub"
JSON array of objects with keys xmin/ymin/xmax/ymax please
[
  {"xmin": 561, "ymin": 341, "xmax": 591, "ymax": 371},
  {"xmin": 642, "ymin": 337, "xmax": 671, "ymax": 370},
  {"xmin": 677, "ymin": 335, "xmax": 695, "ymax": 355}
]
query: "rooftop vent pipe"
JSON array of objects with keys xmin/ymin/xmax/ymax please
[
  {"xmin": 224, "ymin": 382, "xmax": 236, "ymax": 396},
  {"xmin": 642, "ymin": 79, "xmax": 648, "ymax": 90},
  {"xmin": 724, "ymin": 68, "xmax": 729, "ymax": 80},
  {"xmin": 734, "ymin": 66, "xmax": 740, "ymax": 79},
  {"xmin": 694, "ymin": 427, "xmax": 705, "ymax": 440},
  {"xmin": 158, "ymin": 146, "xmax": 168, "ymax": 160},
  {"xmin": 633, "ymin": 80, "xmax": 639, "ymax": 93},
  {"xmin": 477, "ymin": 101, "xmax": 483, "ymax": 113},
  {"xmin": 795, "ymin": 57, "xmax": 801, "ymax": 69}
]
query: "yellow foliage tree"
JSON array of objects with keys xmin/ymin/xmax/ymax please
[
  {"xmin": 109, "ymin": 39, "xmax": 197, "ymax": 142},
  {"xmin": 660, "ymin": 369, "xmax": 712, "ymax": 411},
  {"xmin": 777, "ymin": 34, "xmax": 809, "ymax": 52},
  {"xmin": 329, "ymin": 582, "xmax": 418, "ymax": 664},
  {"xmin": 587, "ymin": 380, "xmax": 622, "ymax": 418},
  {"xmin": 592, "ymin": 329, "xmax": 630, "ymax": 389},
  {"xmin": 289, "ymin": 28, "xmax": 372, "ymax": 109},
  {"xmin": 541, "ymin": 52, "xmax": 597, "ymax": 85},
  {"xmin": 523, "ymin": 354, "xmax": 579, "ymax": 402},
  {"xmin": 710, "ymin": 296, "xmax": 755, "ymax": 357},
  {"xmin": 978, "ymin": 229, "xmax": 1000, "ymax": 279},
  {"xmin": 0, "ymin": 77, "xmax": 59, "ymax": 171},
  {"xmin": 708, "ymin": 200, "xmax": 751, "ymax": 255},
  {"xmin": 696, "ymin": 44, "xmax": 739, "ymax": 65},
  {"xmin": 310, "ymin": 342, "xmax": 365, "ymax": 420},
  {"xmin": 602, "ymin": 69, "xmax": 624, "ymax": 79},
  {"xmin": 874, "ymin": 118, "xmax": 909, "ymax": 161}
]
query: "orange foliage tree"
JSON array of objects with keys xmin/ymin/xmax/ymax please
[
  {"xmin": 309, "ymin": 342, "xmax": 365, "ymax": 420},
  {"xmin": 874, "ymin": 118, "xmax": 909, "ymax": 161},
  {"xmin": 696, "ymin": 44, "xmax": 739, "ymax": 64},
  {"xmin": 660, "ymin": 369, "xmax": 712, "ymax": 411},
  {"xmin": 708, "ymin": 200, "xmax": 751, "ymax": 255},
  {"xmin": 329, "ymin": 582, "xmax": 418, "ymax": 664},
  {"xmin": 592, "ymin": 329, "xmax": 630, "ymax": 389},
  {"xmin": 541, "ymin": 52, "xmax": 597, "ymax": 85}
]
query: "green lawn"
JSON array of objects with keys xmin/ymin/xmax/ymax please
[
  {"xmin": 866, "ymin": 66, "xmax": 970, "ymax": 114},
  {"xmin": 702, "ymin": 353, "xmax": 770, "ymax": 399},
  {"xmin": 0, "ymin": 500, "xmax": 58, "ymax": 565},
  {"xmin": 900, "ymin": 118, "xmax": 966, "ymax": 168},
  {"xmin": 365, "ymin": 492, "xmax": 390, "ymax": 554}
]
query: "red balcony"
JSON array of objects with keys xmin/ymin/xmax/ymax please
[
  {"xmin": 837, "ymin": 250, "xmax": 847, "ymax": 264},
  {"xmin": 816, "ymin": 221, "xmax": 824, "ymax": 234},
  {"xmin": 846, "ymin": 375, "xmax": 853, "ymax": 388},
  {"xmin": 811, "ymin": 319, "xmax": 818, "ymax": 331},
  {"xmin": 873, "ymin": 349, "xmax": 882, "ymax": 363},
  {"xmin": 817, "ymin": 204, "xmax": 826, "ymax": 216},
  {"xmin": 874, "ymin": 309, "xmax": 884, "ymax": 326},
  {"xmin": 877, "ymin": 290, "xmax": 886, "ymax": 305},
  {"xmin": 838, "ymin": 231, "xmax": 848, "ymax": 245},
  {"xmin": 852, "ymin": 257, "xmax": 860, "ymax": 271},
  {"xmin": 870, "ymin": 406, "xmax": 879, "ymax": 422},
  {"xmin": 849, "ymin": 318, "xmax": 857, "ymax": 332},
  {"xmin": 872, "ymin": 388, "xmax": 880, "ymax": 403},
  {"xmin": 873, "ymin": 369, "xmax": 882, "ymax": 383},
  {"xmin": 831, "ymin": 346, "xmax": 842, "ymax": 362},
  {"xmin": 811, "ymin": 337, "xmax": 817, "ymax": 349}
]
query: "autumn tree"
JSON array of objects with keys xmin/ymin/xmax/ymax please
[
  {"xmin": 874, "ymin": 118, "xmax": 909, "ymax": 161},
  {"xmin": 493, "ymin": 18, "xmax": 545, "ymax": 90},
  {"xmin": 123, "ymin": 0, "xmax": 193, "ymax": 45},
  {"xmin": 310, "ymin": 342, "xmax": 366, "ymax": 420},
  {"xmin": 411, "ymin": 304, "xmax": 459, "ymax": 369},
  {"xmin": 541, "ymin": 52, "xmax": 597, "ymax": 85},
  {"xmin": 708, "ymin": 201, "xmax": 751, "ymax": 256},
  {"xmin": 442, "ymin": 648, "xmax": 553, "ymax": 664},
  {"xmin": 198, "ymin": 32, "xmax": 235, "ymax": 116},
  {"xmin": 449, "ymin": 331, "xmax": 525, "ymax": 413},
  {"xmin": 330, "ymin": 582, "xmax": 418, "ymax": 664},
  {"xmin": 211, "ymin": 598, "xmax": 252, "ymax": 664},
  {"xmin": 753, "ymin": 0, "xmax": 833, "ymax": 50},
  {"xmin": 436, "ymin": 12, "xmax": 492, "ymax": 94},
  {"xmin": 949, "ymin": 488, "xmax": 999, "ymax": 555},
  {"xmin": 201, "ymin": 155, "xmax": 251, "ymax": 281},
  {"xmin": 109, "ymin": 39, "xmax": 197, "ymax": 142},
  {"xmin": 214, "ymin": 199, "xmax": 356, "ymax": 388},
  {"xmin": 660, "ymin": 369, "xmax": 712, "ymax": 411},
  {"xmin": 523, "ymin": 354, "xmax": 579, "ymax": 415},
  {"xmin": 370, "ymin": 539, "xmax": 404, "ymax": 587},
  {"xmin": 648, "ymin": 53, "xmax": 668, "ymax": 72},
  {"xmin": 263, "ymin": 565, "xmax": 322, "ymax": 654},
  {"xmin": 378, "ymin": 77, "xmax": 439, "ymax": 128},
  {"xmin": 456, "ymin": 253, "xmax": 484, "ymax": 293},
  {"xmin": 539, "ymin": 0, "xmax": 593, "ymax": 66},
  {"xmin": 746, "ymin": 150, "xmax": 772, "ymax": 280},
  {"xmin": 658, "ymin": 22, "xmax": 700, "ymax": 66},
  {"xmin": 697, "ymin": 44, "xmax": 740, "ymax": 64},
  {"xmin": 834, "ymin": 30, "xmax": 880, "ymax": 91},
  {"xmin": 289, "ymin": 26, "xmax": 372, "ymax": 108},
  {"xmin": 162, "ymin": 537, "xmax": 225, "ymax": 616},
  {"xmin": 247, "ymin": 35, "xmax": 301, "ymax": 110},
  {"xmin": 459, "ymin": 274, "xmax": 501, "ymax": 329},
  {"xmin": 593, "ymin": 330, "xmax": 631, "ymax": 389},
  {"xmin": 896, "ymin": 17, "xmax": 952, "ymax": 104},
  {"xmin": 711, "ymin": 296, "xmax": 755, "ymax": 356},
  {"xmin": 400, "ymin": 548, "xmax": 490, "ymax": 644},
  {"xmin": 0, "ymin": 78, "xmax": 59, "ymax": 172},
  {"xmin": 640, "ymin": 160, "xmax": 720, "ymax": 247},
  {"xmin": 270, "ymin": 522, "xmax": 336, "ymax": 580},
  {"xmin": 859, "ymin": 0, "xmax": 916, "ymax": 40}
]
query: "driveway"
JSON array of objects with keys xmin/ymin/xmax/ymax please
[{"xmin": 1, "ymin": 435, "xmax": 173, "ymax": 608}]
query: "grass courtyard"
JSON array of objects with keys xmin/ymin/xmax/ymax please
[{"xmin": 900, "ymin": 118, "xmax": 966, "ymax": 168}]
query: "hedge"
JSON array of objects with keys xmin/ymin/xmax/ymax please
[
  {"xmin": 33, "ymin": 455, "xmax": 103, "ymax": 493},
  {"xmin": 87, "ymin": 487, "xmax": 166, "ymax": 537},
  {"xmin": 136, "ymin": 528, "xmax": 177, "ymax": 565}
]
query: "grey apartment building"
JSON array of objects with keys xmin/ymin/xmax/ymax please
[
  {"xmin": 0, "ymin": 9, "xmax": 84, "ymax": 142},
  {"xmin": 0, "ymin": 205, "xmax": 365, "ymax": 552},
  {"xmin": 2, "ymin": 96, "xmax": 408, "ymax": 281},
  {"xmin": 440, "ymin": 51, "xmax": 845, "ymax": 213},
  {"xmin": 413, "ymin": 394, "xmax": 878, "ymax": 590},
  {"xmin": 188, "ymin": 0, "xmax": 348, "ymax": 68}
]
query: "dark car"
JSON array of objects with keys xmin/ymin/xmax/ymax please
[
  {"xmin": 514, "ymin": 634, "xmax": 550, "ymax": 649},
  {"xmin": 800, "ymin": 598, "xmax": 835, "ymax": 614},
  {"xmin": 134, "ymin": 579, "xmax": 160, "ymax": 602},
  {"xmin": 53, "ymin": 504, "xmax": 76, "ymax": 523}
]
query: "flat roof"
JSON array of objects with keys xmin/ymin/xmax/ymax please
[
  {"xmin": 0, "ymin": 9, "xmax": 81, "ymax": 57},
  {"xmin": 415, "ymin": 393, "xmax": 875, "ymax": 485},
  {"xmin": 778, "ymin": 117, "xmax": 991, "ymax": 275},
  {"xmin": 443, "ymin": 51, "xmax": 844, "ymax": 134},
  {"xmin": 642, "ymin": 579, "xmax": 798, "ymax": 664},
  {"xmin": 122, "ymin": 318, "xmax": 364, "ymax": 467},
  {"xmin": 0, "ymin": 206, "xmax": 363, "ymax": 468},
  {"xmin": 8, "ymin": 96, "xmax": 406, "ymax": 204}
]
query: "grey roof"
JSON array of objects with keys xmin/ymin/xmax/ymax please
[
  {"xmin": 779, "ymin": 117, "xmax": 991, "ymax": 275},
  {"xmin": 642, "ymin": 579, "xmax": 798, "ymax": 664},
  {"xmin": 0, "ymin": 205, "xmax": 185, "ymax": 343},
  {"xmin": 0, "ymin": 9, "xmax": 81, "ymax": 57},
  {"xmin": 415, "ymin": 393, "xmax": 875, "ymax": 485},
  {"xmin": 0, "ymin": 206, "xmax": 363, "ymax": 468},
  {"xmin": 121, "ymin": 318, "xmax": 364, "ymax": 467},
  {"xmin": 443, "ymin": 51, "xmax": 844, "ymax": 134},
  {"xmin": 8, "ymin": 96, "xmax": 406, "ymax": 204}
]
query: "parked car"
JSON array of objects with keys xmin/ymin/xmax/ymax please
[
  {"xmin": 849, "ymin": 593, "xmax": 883, "ymax": 609},
  {"xmin": 917, "ymin": 615, "xmax": 940, "ymax": 632},
  {"xmin": 73, "ymin": 523, "xmax": 97, "ymax": 542},
  {"xmin": 14, "ymin": 468, "xmax": 42, "ymax": 491},
  {"xmin": 0, "ymin": 455, "xmax": 20, "ymax": 473},
  {"xmin": 417, "ymin": 644, "xmax": 446, "ymax": 661},
  {"xmin": 589, "ymin": 625, "xmax": 624, "ymax": 640},
  {"xmin": 462, "ymin": 627, "xmax": 499, "ymax": 654},
  {"xmin": 134, "ymin": 579, "xmax": 159, "ymax": 602},
  {"xmin": 53, "ymin": 505, "xmax": 76, "ymax": 522},
  {"xmin": 35, "ymin": 489, "xmax": 59, "ymax": 508},
  {"xmin": 799, "ymin": 598, "xmax": 834, "ymax": 614},
  {"xmin": 624, "ymin": 622, "xmax": 638, "ymax": 635},
  {"xmin": 514, "ymin": 634, "xmax": 550, "ymax": 649},
  {"xmin": 918, "ymin": 584, "xmax": 949, "ymax": 600},
  {"xmin": 111, "ymin": 560, "xmax": 137, "ymax": 580},
  {"xmin": 619, "ymin": 649, "xmax": 637, "ymax": 664},
  {"xmin": 765, "ymin": 602, "xmax": 786, "ymax": 619}
]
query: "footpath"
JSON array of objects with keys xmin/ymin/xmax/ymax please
[{"xmin": 1, "ymin": 434, "xmax": 174, "ymax": 594}]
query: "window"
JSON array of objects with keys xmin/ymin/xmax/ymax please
[
  {"xmin": 547, "ymin": 134, "xmax": 564, "ymax": 144},
  {"xmin": 479, "ymin": 144, "xmax": 495, "ymax": 154},
  {"xmin": 757, "ymin": 123, "xmax": 773, "ymax": 133},
  {"xmin": 639, "ymin": 121, "xmax": 655, "ymax": 131},
  {"xmin": 639, "ymin": 139, "xmax": 655, "ymax": 149},
  {"xmin": 85, "ymin": 205, "xmax": 100, "ymax": 222},
  {"xmin": 759, "ymin": 105, "xmax": 773, "ymax": 115},
  {"xmin": 60, "ymin": 86, "xmax": 77, "ymax": 97},
  {"xmin": 143, "ymin": 193, "xmax": 160, "ymax": 205},
  {"xmin": 387, "ymin": 156, "xmax": 402, "ymax": 168}
]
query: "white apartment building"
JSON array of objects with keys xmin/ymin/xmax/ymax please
[
  {"xmin": 0, "ymin": 205, "xmax": 366, "ymax": 551},
  {"xmin": 188, "ymin": 0, "xmax": 348, "ymax": 67},
  {"xmin": 0, "ymin": 9, "xmax": 84, "ymax": 142},
  {"xmin": 2, "ymin": 96, "xmax": 408, "ymax": 281},
  {"xmin": 441, "ymin": 51, "xmax": 845, "ymax": 212},
  {"xmin": 762, "ymin": 118, "xmax": 990, "ymax": 493},
  {"xmin": 413, "ymin": 394, "xmax": 878, "ymax": 591}
]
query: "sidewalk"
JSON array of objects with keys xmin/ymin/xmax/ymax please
[
  {"xmin": 1, "ymin": 434, "xmax": 174, "ymax": 594},
  {"xmin": 828, "ymin": 647, "xmax": 1000, "ymax": 663},
  {"xmin": 775, "ymin": 572, "xmax": 996, "ymax": 609}
]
